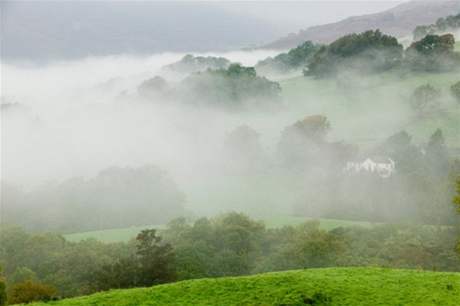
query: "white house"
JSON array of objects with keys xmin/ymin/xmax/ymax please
[{"xmin": 344, "ymin": 158, "xmax": 395, "ymax": 178}]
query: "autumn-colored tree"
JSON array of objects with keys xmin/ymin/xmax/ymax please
[{"xmin": 7, "ymin": 280, "xmax": 57, "ymax": 304}]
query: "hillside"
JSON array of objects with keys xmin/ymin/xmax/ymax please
[
  {"xmin": 26, "ymin": 268, "xmax": 460, "ymax": 306},
  {"xmin": 279, "ymin": 71, "xmax": 460, "ymax": 147},
  {"xmin": 263, "ymin": 0, "xmax": 460, "ymax": 50}
]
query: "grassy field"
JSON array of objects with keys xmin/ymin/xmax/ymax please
[
  {"xmin": 64, "ymin": 216, "xmax": 375, "ymax": 242},
  {"xmin": 279, "ymin": 70, "xmax": 460, "ymax": 146},
  {"xmin": 26, "ymin": 267, "xmax": 460, "ymax": 306},
  {"xmin": 64, "ymin": 224, "xmax": 165, "ymax": 243}
]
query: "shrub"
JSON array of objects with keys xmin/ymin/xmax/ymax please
[{"xmin": 7, "ymin": 280, "xmax": 57, "ymax": 304}]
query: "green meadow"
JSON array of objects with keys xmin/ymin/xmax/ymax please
[{"xmin": 26, "ymin": 267, "xmax": 460, "ymax": 306}]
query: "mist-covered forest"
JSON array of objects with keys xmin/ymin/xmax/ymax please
[{"xmin": 1, "ymin": 2, "xmax": 460, "ymax": 305}]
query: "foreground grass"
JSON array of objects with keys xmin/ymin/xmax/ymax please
[{"xmin": 28, "ymin": 267, "xmax": 460, "ymax": 306}]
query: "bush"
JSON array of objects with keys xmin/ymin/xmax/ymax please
[
  {"xmin": 451, "ymin": 81, "xmax": 460, "ymax": 102},
  {"xmin": 7, "ymin": 280, "xmax": 57, "ymax": 304}
]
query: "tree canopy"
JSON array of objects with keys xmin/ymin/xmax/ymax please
[
  {"xmin": 306, "ymin": 30, "xmax": 403, "ymax": 77},
  {"xmin": 178, "ymin": 63, "xmax": 281, "ymax": 110},
  {"xmin": 405, "ymin": 34, "xmax": 460, "ymax": 72},
  {"xmin": 256, "ymin": 41, "xmax": 320, "ymax": 74}
]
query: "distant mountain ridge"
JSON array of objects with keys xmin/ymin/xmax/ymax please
[
  {"xmin": 0, "ymin": 1, "xmax": 278, "ymax": 60},
  {"xmin": 262, "ymin": 0, "xmax": 460, "ymax": 50}
]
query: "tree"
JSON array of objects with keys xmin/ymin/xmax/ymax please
[
  {"xmin": 162, "ymin": 54, "xmax": 230, "ymax": 74},
  {"xmin": 451, "ymin": 81, "xmax": 460, "ymax": 102},
  {"xmin": 0, "ymin": 268, "xmax": 6, "ymax": 306},
  {"xmin": 454, "ymin": 176, "xmax": 460, "ymax": 254},
  {"xmin": 410, "ymin": 84, "xmax": 441, "ymax": 115},
  {"xmin": 94, "ymin": 229, "xmax": 176, "ymax": 291},
  {"xmin": 7, "ymin": 280, "xmax": 57, "ymax": 304},
  {"xmin": 138, "ymin": 76, "xmax": 169, "ymax": 99},
  {"xmin": 136, "ymin": 229, "xmax": 176, "ymax": 286},
  {"xmin": 306, "ymin": 30, "xmax": 403, "ymax": 77},
  {"xmin": 412, "ymin": 13, "xmax": 460, "ymax": 40},
  {"xmin": 4, "ymin": 165, "xmax": 186, "ymax": 233},
  {"xmin": 256, "ymin": 41, "xmax": 320, "ymax": 74},
  {"xmin": 405, "ymin": 34, "xmax": 459, "ymax": 72},
  {"xmin": 223, "ymin": 125, "xmax": 264, "ymax": 172},
  {"xmin": 278, "ymin": 115, "xmax": 331, "ymax": 167},
  {"xmin": 426, "ymin": 129, "xmax": 449, "ymax": 173},
  {"xmin": 178, "ymin": 63, "xmax": 281, "ymax": 110},
  {"xmin": 454, "ymin": 178, "xmax": 460, "ymax": 214}
]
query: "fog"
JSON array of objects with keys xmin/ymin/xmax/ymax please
[
  {"xmin": 2, "ymin": 47, "xmax": 457, "ymax": 231},
  {"xmin": 2, "ymin": 50, "xmax": 287, "ymax": 215}
]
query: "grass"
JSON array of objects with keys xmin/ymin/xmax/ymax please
[
  {"xmin": 64, "ymin": 216, "xmax": 375, "ymax": 242},
  {"xmin": 26, "ymin": 267, "xmax": 460, "ymax": 306},
  {"xmin": 64, "ymin": 224, "xmax": 164, "ymax": 243},
  {"xmin": 279, "ymin": 70, "xmax": 460, "ymax": 146}
]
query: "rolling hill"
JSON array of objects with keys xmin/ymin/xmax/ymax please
[
  {"xmin": 263, "ymin": 0, "xmax": 460, "ymax": 50},
  {"xmin": 26, "ymin": 267, "xmax": 460, "ymax": 306}
]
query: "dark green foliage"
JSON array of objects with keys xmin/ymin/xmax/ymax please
[
  {"xmin": 7, "ymin": 280, "xmax": 57, "ymax": 304},
  {"xmin": 94, "ymin": 229, "xmax": 176, "ymax": 290},
  {"xmin": 2, "ymin": 165, "xmax": 185, "ymax": 232},
  {"xmin": 3, "ymin": 210, "xmax": 460, "ymax": 300},
  {"xmin": 178, "ymin": 63, "xmax": 281, "ymax": 110},
  {"xmin": 0, "ymin": 274, "xmax": 6, "ymax": 306},
  {"xmin": 163, "ymin": 54, "xmax": 230, "ymax": 74},
  {"xmin": 135, "ymin": 230, "xmax": 176, "ymax": 286},
  {"xmin": 306, "ymin": 30, "xmax": 403, "ymax": 77},
  {"xmin": 255, "ymin": 222, "xmax": 344, "ymax": 273},
  {"xmin": 0, "ymin": 225, "xmax": 132, "ymax": 297},
  {"xmin": 410, "ymin": 84, "xmax": 441, "ymax": 114},
  {"xmin": 256, "ymin": 41, "xmax": 320, "ymax": 74},
  {"xmin": 405, "ymin": 34, "xmax": 459, "ymax": 72},
  {"xmin": 413, "ymin": 13, "xmax": 460, "ymax": 40},
  {"xmin": 451, "ymin": 81, "xmax": 460, "ymax": 102},
  {"xmin": 163, "ymin": 213, "xmax": 266, "ymax": 279}
]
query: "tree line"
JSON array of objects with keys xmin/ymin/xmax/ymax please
[{"xmin": 1, "ymin": 208, "xmax": 460, "ymax": 304}]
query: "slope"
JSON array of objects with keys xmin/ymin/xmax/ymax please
[{"xmin": 26, "ymin": 267, "xmax": 460, "ymax": 306}]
